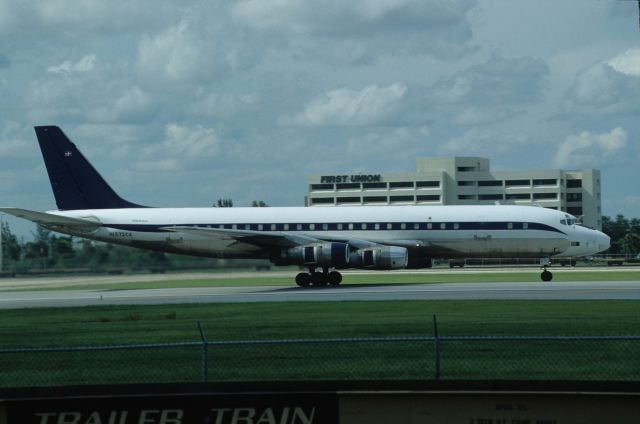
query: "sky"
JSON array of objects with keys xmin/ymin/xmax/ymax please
[{"xmin": 1, "ymin": 0, "xmax": 639, "ymax": 239}]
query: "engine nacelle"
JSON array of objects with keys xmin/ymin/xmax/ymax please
[
  {"xmin": 274, "ymin": 242, "xmax": 349, "ymax": 268},
  {"xmin": 349, "ymin": 246, "xmax": 408, "ymax": 270}
]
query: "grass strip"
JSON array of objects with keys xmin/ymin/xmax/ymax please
[{"xmin": 1, "ymin": 300, "xmax": 640, "ymax": 386}]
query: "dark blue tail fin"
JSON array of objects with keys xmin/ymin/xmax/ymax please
[{"xmin": 35, "ymin": 126, "xmax": 147, "ymax": 210}]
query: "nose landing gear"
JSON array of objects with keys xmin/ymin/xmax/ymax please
[{"xmin": 540, "ymin": 257, "xmax": 553, "ymax": 282}]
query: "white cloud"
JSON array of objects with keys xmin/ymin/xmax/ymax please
[
  {"xmin": 450, "ymin": 106, "xmax": 519, "ymax": 126},
  {"xmin": 134, "ymin": 124, "xmax": 224, "ymax": 173},
  {"xmin": 623, "ymin": 195, "xmax": 640, "ymax": 206},
  {"xmin": 231, "ymin": 0, "xmax": 473, "ymax": 34},
  {"xmin": 231, "ymin": 0, "xmax": 476, "ymax": 60},
  {"xmin": 0, "ymin": 122, "xmax": 29, "ymax": 158},
  {"xmin": 608, "ymin": 48, "xmax": 640, "ymax": 77},
  {"xmin": 288, "ymin": 83, "xmax": 407, "ymax": 127},
  {"xmin": 113, "ymin": 86, "xmax": 153, "ymax": 117},
  {"xmin": 0, "ymin": 1, "xmax": 174, "ymax": 36},
  {"xmin": 162, "ymin": 123, "xmax": 222, "ymax": 158},
  {"xmin": 192, "ymin": 92, "xmax": 260, "ymax": 118},
  {"xmin": 553, "ymin": 127, "xmax": 628, "ymax": 168},
  {"xmin": 76, "ymin": 86, "xmax": 156, "ymax": 124},
  {"xmin": 140, "ymin": 124, "xmax": 224, "ymax": 170},
  {"xmin": 428, "ymin": 54, "xmax": 548, "ymax": 126},
  {"xmin": 136, "ymin": 19, "xmax": 216, "ymax": 84},
  {"xmin": 568, "ymin": 63, "xmax": 622, "ymax": 105},
  {"xmin": 442, "ymin": 127, "xmax": 530, "ymax": 156},
  {"xmin": 433, "ymin": 55, "xmax": 549, "ymax": 105},
  {"xmin": 344, "ymin": 126, "xmax": 429, "ymax": 167},
  {"xmin": 0, "ymin": 53, "xmax": 9, "ymax": 68},
  {"xmin": 47, "ymin": 54, "xmax": 96, "ymax": 75},
  {"xmin": 136, "ymin": 158, "xmax": 180, "ymax": 173},
  {"xmin": 564, "ymin": 59, "xmax": 640, "ymax": 115}
]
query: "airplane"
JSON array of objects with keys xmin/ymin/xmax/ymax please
[{"xmin": 1, "ymin": 126, "xmax": 610, "ymax": 286}]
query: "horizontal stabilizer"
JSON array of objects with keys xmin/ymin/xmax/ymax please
[{"xmin": 0, "ymin": 207, "xmax": 100, "ymax": 228}]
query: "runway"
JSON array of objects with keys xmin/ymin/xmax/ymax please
[{"xmin": 1, "ymin": 280, "xmax": 640, "ymax": 309}]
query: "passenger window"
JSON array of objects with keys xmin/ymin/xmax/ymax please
[
  {"xmin": 453, "ymin": 223, "xmax": 460, "ymax": 230},
  {"xmin": 375, "ymin": 223, "xmax": 380, "ymax": 230},
  {"xmin": 284, "ymin": 224, "xmax": 289, "ymax": 230},
  {"xmin": 258, "ymin": 224, "xmax": 264, "ymax": 230},
  {"xmin": 337, "ymin": 223, "xmax": 343, "ymax": 230},
  {"xmin": 310, "ymin": 224, "xmax": 316, "ymax": 230},
  {"xmin": 523, "ymin": 223, "xmax": 528, "ymax": 229},
  {"xmin": 270, "ymin": 224, "xmax": 276, "ymax": 231},
  {"xmin": 296, "ymin": 224, "xmax": 302, "ymax": 230},
  {"xmin": 427, "ymin": 223, "xmax": 432, "ymax": 229},
  {"xmin": 507, "ymin": 223, "xmax": 513, "ymax": 229},
  {"xmin": 440, "ymin": 223, "xmax": 446, "ymax": 230},
  {"xmin": 413, "ymin": 223, "xmax": 419, "ymax": 230},
  {"xmin": 322, "ymin": 224, "xmax": 328, "ymax": 230},
  {"xmin": 348, "ymin": 223, "xmax": 354, "ymax": 230},
  {"xmin": 387, "ymin": 223, "xmax": 393, "ymax": 230},
  {"xmin": 361, "ymin": 223, "xmax": 367, "ymax": 230},
  {"xmin": 400, "ymin": 223, "xmax": 406, "ymax": 230}
]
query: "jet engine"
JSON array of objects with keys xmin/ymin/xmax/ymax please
[
  {"xmin": 349, "ymin": 246, "xmax": 408, "ymax": 270},
  {"xmin": 273, "ymin": 242, "xmax": 349, "ymax": 268}
]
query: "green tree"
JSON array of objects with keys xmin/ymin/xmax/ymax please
[
  {"xmin": 601, "ymin": 214, "xmax": 640, "ymax": 254},
  {"xmin": 52, "ymin": 236, "xmax": 76, "ymax": 262},
  {"xmin": 620, "ymin": 233, "xmax": 640, "ymax": 255},
  {"xmin": 215, "ymin": 198, "xmax": 234, "ymax": 207},
  {"xmin": 251, "ymin": 200, "xmax": 268, "ymax": 207},
  {"xmin": 1, "ymin": 221, "xmax": 21, "ymax": 262}
]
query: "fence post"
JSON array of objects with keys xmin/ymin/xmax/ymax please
[
  {"xmin": 197, "ymin": 321, "xmax": 209, "ymax": 383},
  {"xmin": 433, "ymin": 314, "xmax": 441, "ymax": 381}
]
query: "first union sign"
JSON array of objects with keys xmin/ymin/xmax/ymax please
[{"xmin": 320, "ymin": 174, "xmax": 382, "ymax": 183}]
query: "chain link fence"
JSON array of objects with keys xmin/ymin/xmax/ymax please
[{"xmin": 1, "ymin": 333, "xmax": 640, "ymax": 388}]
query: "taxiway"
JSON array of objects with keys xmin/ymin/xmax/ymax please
[{"xmin": 1, "ymin": 279, "xmax": 640, "ymax": 309}]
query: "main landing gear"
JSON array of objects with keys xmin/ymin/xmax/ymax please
[
  {"xmin": 540, "ymin": 257, "xmax": 553, "ymax": 282},
  {"xmin": 295, "ymin": 267, "xmax": 342, "ymax": 287}
]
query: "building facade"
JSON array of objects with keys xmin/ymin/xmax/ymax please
[{"xmin": 306, "ymin": 157, "xmax": 602, "ymax": 230}]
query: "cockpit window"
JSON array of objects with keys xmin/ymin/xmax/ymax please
[{"xmin": 562, "ymin": 216, "xmax": 583, "ymax": 226}]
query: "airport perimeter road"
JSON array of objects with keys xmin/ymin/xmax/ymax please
[{"xmin": 1, "ymin": 280, "xmax": 640, "ymax": 309}]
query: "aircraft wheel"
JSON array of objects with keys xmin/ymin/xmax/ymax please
[
  {"xmin": 328, "ymin": 271, "xmax": 342, "ymax": 286},
  {"xmin": 295, "ymin": 272, "xmax": 311, "ymax": 287},
  {"xmin": 541, "ymin": 270, "xmax": 553, "ymax": 282}
]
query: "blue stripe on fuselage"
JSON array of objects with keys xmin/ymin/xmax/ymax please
[{"xmin": 105, "ymin": 221, "xmax": 566, "ymax": 235}]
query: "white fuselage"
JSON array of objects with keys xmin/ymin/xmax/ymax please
[{"xmin": 46, "ymin": 205, "xmax": 610, "ymax": 262}]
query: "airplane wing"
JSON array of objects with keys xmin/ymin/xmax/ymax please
[
  {"xmin": 161, "ymin": 225, "xmax": 404, "ymax": 250},
  {"xmin": 0, "ymin": 207, "xmax": 100, "ymax": 229},
  {"xmin": 162, "ymin": 226, "xmax": 319, "ymax": 248}
]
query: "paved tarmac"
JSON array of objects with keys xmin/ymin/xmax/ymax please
[{"xmin": 1, "ymin": 279, "xmax": 640, "ymax": 309}]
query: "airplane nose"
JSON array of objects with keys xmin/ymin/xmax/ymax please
[{"xmin": 598, "ymin": 232, "xmax": 610, "ymax": 252}]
